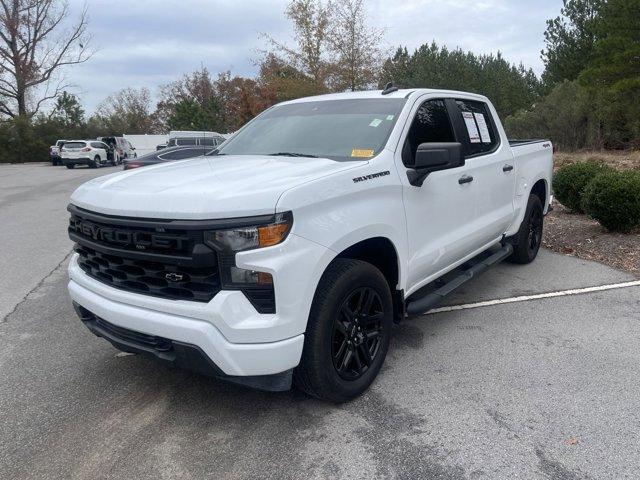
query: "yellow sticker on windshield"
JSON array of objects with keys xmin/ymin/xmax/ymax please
[{"xmin": 351, "ymin": 149, "xmax": 375, "ymax": 158}]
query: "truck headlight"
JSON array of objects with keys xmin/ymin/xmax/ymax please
[
  {"xmin": 203, "ymin": 212, "xmax": 292, "ymax": 314},
  {"xmin": 204, "ymin": 211, "xmax": 293, "ymax": 252}
]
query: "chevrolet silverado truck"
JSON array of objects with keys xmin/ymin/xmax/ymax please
[{"xmin": 67, "ymin": 87, "xmax": 553, "ymax": 402}]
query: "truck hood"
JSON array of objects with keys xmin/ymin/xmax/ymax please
[{"xmin": 70, "ymin": 155, "xmax": 363, "ymax": 219}]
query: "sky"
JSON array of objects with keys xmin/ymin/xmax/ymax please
[{"xmin": 65, "ymin": 0, "xmax": 562, "ymax": 112}]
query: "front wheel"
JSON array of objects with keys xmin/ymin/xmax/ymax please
[
  {"xmin": 507, "ymin": 194, "xmax": 544, "ymax": 264},
  {"xmin": 294, "ymin": 258, "xmax": 393, "ymax": 402}
]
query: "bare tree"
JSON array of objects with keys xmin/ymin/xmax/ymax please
[
  {"xmin": 0, "ymin": 0, "xmax": 91, "ymax": 119},
  {"xmin": 327, "ymin": 0, "xmax": 385, "ymax": 91}
]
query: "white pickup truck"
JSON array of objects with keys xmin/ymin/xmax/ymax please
[{"xmin": 67, "ymin": 88, "xmax": 553, "ymax": 402}]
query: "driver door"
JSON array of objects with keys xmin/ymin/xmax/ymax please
[{"xmin": 398, "ymin": 98, "xmax": 481, "ymax": 293}]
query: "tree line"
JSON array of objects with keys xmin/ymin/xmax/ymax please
[
  {"xmin": 506, "ymin": 0, "xmax": 639, "ymax": 150},
  {"xmin": 0, "ymin": 0, "xmax": 638, "ymax": 163}
]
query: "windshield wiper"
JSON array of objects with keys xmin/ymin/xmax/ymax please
[{"xmin": 268, "ymin": 152, "xmax": 318, "ymax": 158}]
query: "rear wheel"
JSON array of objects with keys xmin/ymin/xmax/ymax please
[
  {"xmin": 507, "ymin": 194, "xmax": 544, "ymax": 264},
  {"xmin": 91, "ymin": 155, "xmax": 100, "ymax": 168},
  {"xmin": 294, "ymin": 258, "xmax": 393, "ymax": 402},
  {"xmin": 65, "ymin": 164, "xmax": 74, "ymax": 169}
]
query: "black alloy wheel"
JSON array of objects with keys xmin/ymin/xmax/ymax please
[
  {"xmin": 527, "ymin": 205, "xmax": 543, "ymax": 257},
  {"xmin": 332, "ymin": 287, "xmax": 384, "ymax": 381},
  {"xmin": 294, "ymin": 258, "xmax": 393, "ymax": 402},
  {"xmin": 507, "ymin": 194, "xmax": 544, "ymax": 264}
]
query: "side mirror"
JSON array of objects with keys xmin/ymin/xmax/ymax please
[{"xmin": 407, "ymin": 142, "xmax": 464, "ymax": 186}]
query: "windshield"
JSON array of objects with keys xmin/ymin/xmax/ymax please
[{"xmin": 214, "ymin": 98, "xmax": 406, "ymax": 161}]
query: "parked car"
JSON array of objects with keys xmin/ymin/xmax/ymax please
[
  {"xmin": 98, "ymin": 136, "xmax": 136, "ymax": 164},
  {"xmin": 168, "ymin": 135, "xmax": 226, "ymax": 147},
  {"xmin": 67, "ymin": 88, "xmax": 553, "ymax": 402},
  {"xmin": 49, "ymin": 140, "xmax": 67, "ymax": 165},
  {"xmin": 61, "ymin": 140, "xmax": 111, "ymax": 169},
  {"xmin": 123, "ymin": 145, "xmax": 215, "ymax": 170}
]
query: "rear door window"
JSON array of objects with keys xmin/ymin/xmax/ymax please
[
  {"xmin": 452, "ymin": 100, "xmax": 499, "ymax": 157},
  {"xmin": 90, "ymin": 142, "xmax": 104, "ymax": 149}
]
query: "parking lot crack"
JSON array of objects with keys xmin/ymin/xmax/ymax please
[{"xmin": 1, "ymin": 249, "xmax": 73, "ymax": 324}]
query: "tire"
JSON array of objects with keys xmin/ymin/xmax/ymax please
[
  {"xmin": 65, "ymin": 164, "xmax": 74, "ymax": 169},
  {"xmin": 91, "ymin": 155, "xmax": 100, "ymax": 168},
  {"xmin": 294, "ymin": 258, "xmax": 393, "ymax": 403},
  {"xmin": 507, "ymin": 194, "xmax": 544, "ymax": 264}
]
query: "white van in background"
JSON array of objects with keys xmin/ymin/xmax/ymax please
[{"xmin": 124, "ymin": 134, "xmax": 170, "ymax": 157}]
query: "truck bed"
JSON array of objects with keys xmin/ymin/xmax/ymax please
[{"xmin": 508, "ymin": 139, "xmax": 550, "ymax": 147}]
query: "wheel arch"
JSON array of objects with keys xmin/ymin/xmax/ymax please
[
  {"xmin": 506, "ymin": 174, "xmax": 551, "ymax": 237},
  {"xmin": 331, "ymin": 236, "xmax": 404, "ymax": 322},
  {"xmin": 530, "ymin": 178, "xmax": 548, "ymax": 211}
]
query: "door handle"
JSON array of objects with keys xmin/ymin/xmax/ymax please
[
  {"xmin": 458, "ymin": 175, "xmax": 474, "ymax": 185},
  {"xmin": 503, "ymin": 164, "xmax": 514, "ymax": 172}
]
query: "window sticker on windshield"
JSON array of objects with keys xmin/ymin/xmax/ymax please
[
  {"xmin": 369, "ymin": 118, "xmax": 383, "ymax": 127},
  {"xmin": 473, "ymin": 113, "xmax": 491, "ymax": 143},
  {"xmin": 462, "ymin": 111, "xmax": 481, "ymax": 143},
  {"xmin": 386, "ymin": 115, "xmax": 394, "ymax": 121},
  {"xmin": 351, "ymin": 149, "xmax": 375, "ymax": 158}
]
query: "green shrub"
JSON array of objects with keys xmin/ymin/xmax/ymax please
[
  {"xmin": 553, "ymin": 161, "xmax": 614, "ymax": 212},
  {"xmin": 582, "ymin": 170, "xmax": 640, "ymax": 232}
]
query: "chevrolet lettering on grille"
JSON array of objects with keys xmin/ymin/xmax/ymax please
[{"xmin": 70, "ymin": 218, "xmax": 189, "ymax": 251}]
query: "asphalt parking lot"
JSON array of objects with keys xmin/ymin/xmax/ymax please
[{"xmin": 1, "ymin": 163, "xmax": 639, "ymax": 480}]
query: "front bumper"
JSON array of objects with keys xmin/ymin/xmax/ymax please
[
  {"xmin": 68, "ymin": 273, "xmax": 304, "ymax": 378},
  {"xmin": 73, "ymin": 302, "xmax": 294, "ymax": 391},
  {"xmin": 67, "ymin": 228, "xmax": 335, "ymax": 381}
]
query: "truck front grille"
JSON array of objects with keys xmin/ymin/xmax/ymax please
[
  {"xmin": 69, "ymin": 205, "xmax": 221, "ymax": 303},
  {"xmin": 75, "ymin": 245, "xmax": 220, "ymax": 302}
]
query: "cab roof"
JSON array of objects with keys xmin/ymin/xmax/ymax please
[{"xmin": 281, "ymin": 88, "xmax": 489, "ymax": 105}]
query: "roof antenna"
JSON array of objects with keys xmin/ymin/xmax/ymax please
[{"xmin": 381, "ymin": 82, "xmax": 399, "ymax": 95}]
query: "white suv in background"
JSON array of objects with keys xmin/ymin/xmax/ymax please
[{"xmin": 61, "ymin": 141, "xmax": 111, "ymax": 169}]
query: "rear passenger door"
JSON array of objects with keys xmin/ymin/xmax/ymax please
[
  {"xmin": 399, "ymin": 98, "xmax": 482, "ymax": 292},
  {"xmin": 448, "ymin": 99, "xmax": 515, "ymax": 246}
]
